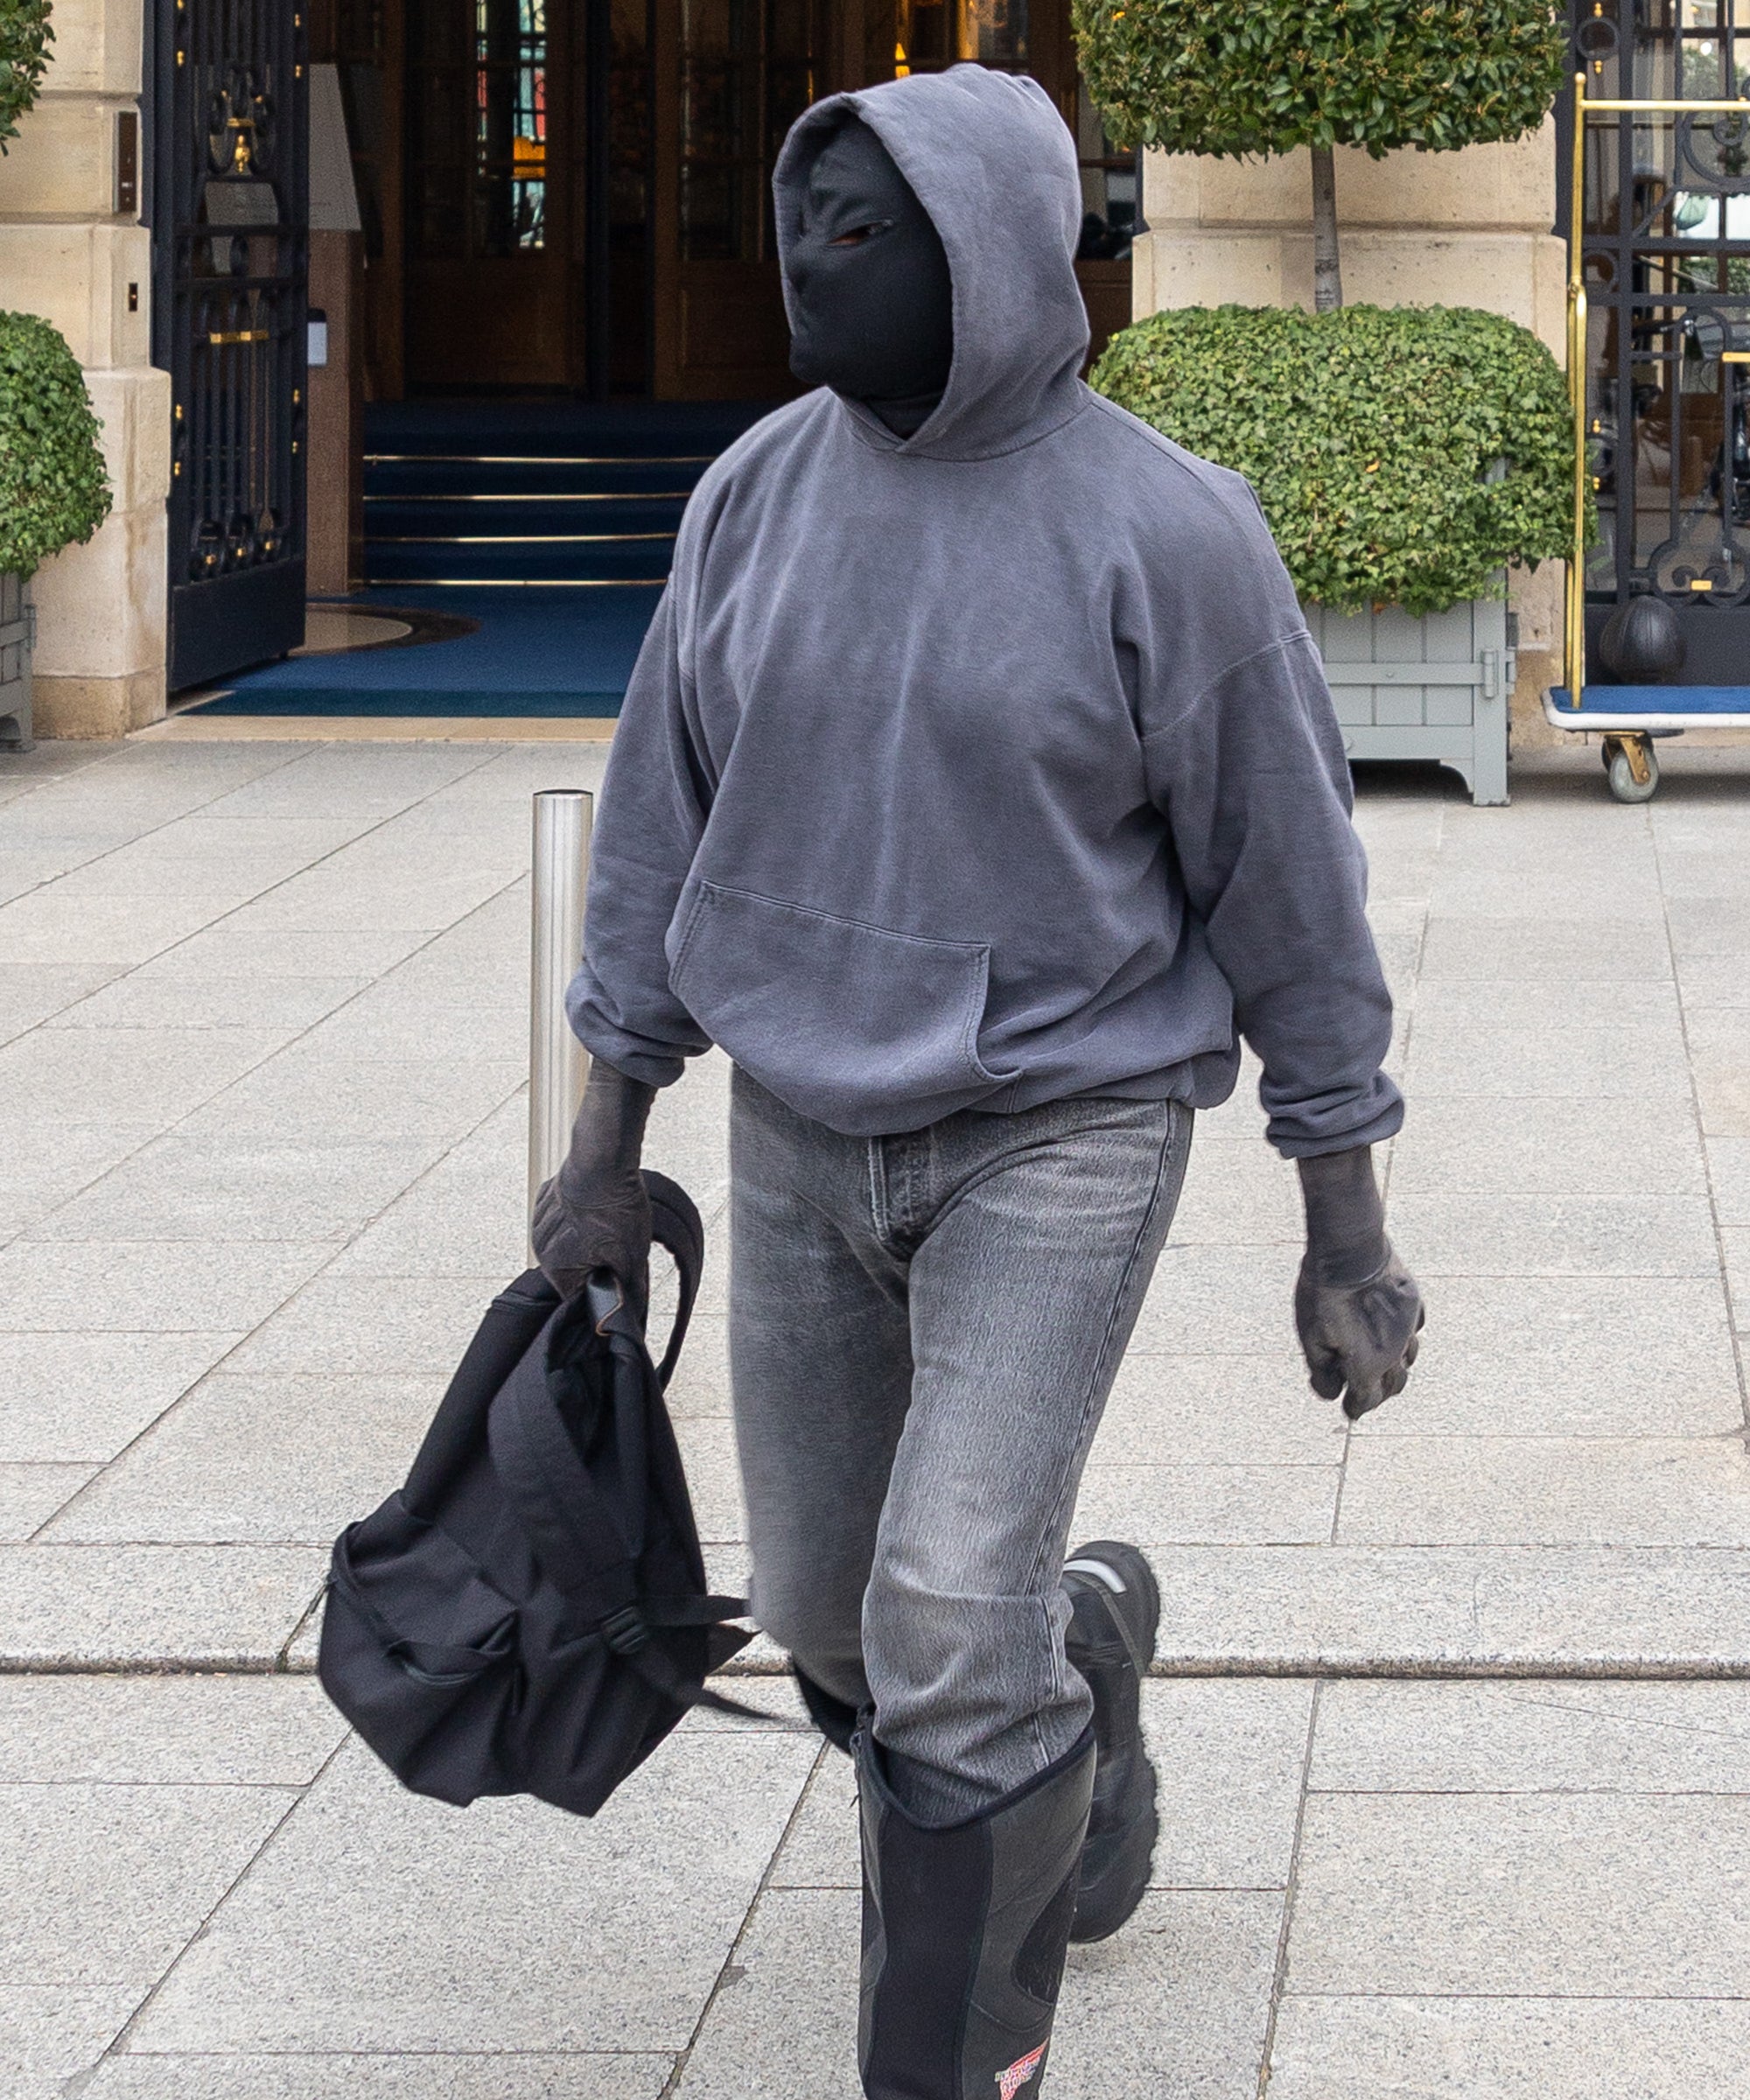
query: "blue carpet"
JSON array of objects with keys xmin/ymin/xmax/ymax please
[
  {"xmin": 190, "ymin": 586, "xmax": 657, "ymax": 717},
  {"xmin": 187, "ymin": 401, "xmax": 776, "ymax": 718}
]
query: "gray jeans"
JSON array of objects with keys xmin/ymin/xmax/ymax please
[{"xmin": 728, "ymin": 1069, "xmax": 1192, "ymax": 1817}]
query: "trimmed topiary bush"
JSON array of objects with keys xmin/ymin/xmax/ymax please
[
  {"xmin": 0, "ymin": 312, "xmax": 111, "ymax": 578},
  {"xmin": 1072, "ymin": 0, "xmax": 1568, "ymax": 160},
  {"xmin": 1091, "ymin": 303, "xmax": 1574, "ymax": 614},
  {"xmin": 1071, "ymin": 0, "xmax": 1568, "ymax": 308},
  {"xmin": 0, "ymin": 0, "xmax": 52, "ymax": 150}
]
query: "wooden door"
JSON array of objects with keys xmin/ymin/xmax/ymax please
[
  {"xmin": 403, "ymin": 0, "xmax": 572, "ymax": 388},
  {"xmin": 646, "ymin": 0, "xmax": 1126, "ymax": 401},
  {"xmin": 653, "ymin": 0, "xmax": 830, "ymax": 399}
]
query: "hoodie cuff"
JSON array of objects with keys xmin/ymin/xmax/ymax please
[
  {"xmin": 1266, "ymin": 1076, "xmax": 1405, "ymax": 1161},
  {"xmin": 563, "ymin": 1002, "xmax": 690, "ymax": 1095}
]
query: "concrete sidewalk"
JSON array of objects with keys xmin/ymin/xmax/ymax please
[{"xmin": 4, "ymin": 734, "xmax": 1750, "ymax": 2096}]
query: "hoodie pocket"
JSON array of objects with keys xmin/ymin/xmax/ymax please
[{"xmin": 669, "ymin": 882, "xmax": 1014, "ymax": 1130}]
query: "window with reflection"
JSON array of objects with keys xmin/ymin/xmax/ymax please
[
  {"xmin": 894, "ymin": 0, "xmax": 1029, "ymax": 72},
  {"xmin": 1073, "ymin": 80, "xmax": 1137, "ymax": 260},
  {"xmin": 680, "ymin": 0, "xmax": 818, "ymax": 262},
  {"xmin": 407, "ymin": 0, "xmax": 547, "ymax": 260}
]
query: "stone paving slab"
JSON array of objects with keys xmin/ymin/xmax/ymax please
[
  {"xmin": 1288, "ymin": 1791, "xmax": 1750, "ymax": 1995},
  {"xmin": 1266, "ymin": 1998, "xmax": 1750, "ymax": 2100},
  {"xmin": 0, "ymin": 1545, "xmax": 325, "ymax": 1668},
  {"xmin": 0, "ymin": 1332, "xmax": 247, "ymax": 1466},
  {"xmin": 39, "ymin": 1374, "xmax": 449, "ymax": 1545},
  {"xmin": 1364, "ymin": 1274, "xmax": 1742, "ymax": 1436},
  {"xmin": 0, "ymin": 1463, "xmax": 96, "ymax": 1540},
  {"xmin": 124, "ymin": 1735, "xmax": 817, "ymax": 2056},
  {"xmin": 7, "ymin": 1534, "xmax": 1750, "ymax": 2090},
  {"xmin": 1141, "ymin": 1544, "xmax": 1750, "ymax": 1675},
  {"xmin": 1308, "ymin": 1677, "xmax": 1750, "ymax": 1791},
  {"xmin": 85, "ymin": 2058, "xmax": 675, "ymax": 2100},
  {"xmin": 0, "ymin": 1673, "xmax": 347, "ymax": 1782},
  {"xmin": 3, "ymin": 1778, "xmax": 298, "ymax": 1988}
]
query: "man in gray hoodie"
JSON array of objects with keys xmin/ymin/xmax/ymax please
[{"xmin": 536, "ymin": 63, "xmax": 1422, "ymax": 2100}]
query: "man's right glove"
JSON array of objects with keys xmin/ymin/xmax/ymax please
[
  {"xmin": 1294, "ymin": 1144, "xmax": 1424, "ymax": 1422},
  {"xmin": 530, "ymin": 1061, "xmax": 658, "ymax": 1298}
]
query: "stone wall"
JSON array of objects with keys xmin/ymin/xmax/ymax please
[
  {"xmin": 0, "ymin": 0, "xmax": 168, "ymax": 737},
  {"xmin": 1132, "ymin": 125, "xmax": 1569, "ymax": 746}
]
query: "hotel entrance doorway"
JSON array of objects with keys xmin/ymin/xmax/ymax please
[{"xmin": 327, "ymin": 0, "xmax": 1137, "ymax": 402}]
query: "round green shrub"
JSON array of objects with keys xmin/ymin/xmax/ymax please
[
  {"xmin": 0, "ymin": 0, "xmax": 52, "ymax": 150},
  {"xmin": 1071, "ymin": 0, "xmax": 1568, "ymax": 158},
  {"xmin": 1091, "ymin": 304, "xmax": 1573, "ymax": 614},
  {"xmin": 0, "ymin": 312, "xmax": 111, "ymax": 578}
]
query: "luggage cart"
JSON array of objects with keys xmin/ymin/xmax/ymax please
[{"xmin": 1549, "ymin": 73, "xmax": 1750, "ymax": 801}]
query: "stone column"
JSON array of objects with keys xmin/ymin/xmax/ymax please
[
  {"xmin": 1131, "ymin": 126, "xmax": 1570, "ymax": 742},
  {"xmin": 0, "ymin": 0, "xmax": 171, "ymax": 737}
]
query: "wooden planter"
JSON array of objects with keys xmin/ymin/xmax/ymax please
[
  {"xmin": 0, "ymin": 575, "xmax": 32, "ymax": 752},
  {"xmin": 1306, "ymin": 589, "xmax": 1515, "ymax": 807}
]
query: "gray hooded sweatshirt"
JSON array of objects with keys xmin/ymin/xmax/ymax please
[{"xmin": 567, "ymin": 65, "xmax": 1403, "ymax": 1159}]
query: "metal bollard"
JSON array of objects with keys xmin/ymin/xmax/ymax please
[{"xmin": 528, "ymin": 789, "xmax": 593, "ymax": 1229}]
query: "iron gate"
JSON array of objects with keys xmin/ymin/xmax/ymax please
[
  {"xmin": 1571, "ymin": 0, "xmax": 1750, "ymax": 680},
  {"xmin": 149, "ymin": 0, "xmax": 308, "ymax": 691}
]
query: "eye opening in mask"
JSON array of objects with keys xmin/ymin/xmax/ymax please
[{"xmin": 829, "ymin": 219, "xmax": 895, "ymax": 248}]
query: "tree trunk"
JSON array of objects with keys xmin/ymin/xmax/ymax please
[{"xmin": 1311, "ymin": 144, "xmax": 1343, "ymax": 312}]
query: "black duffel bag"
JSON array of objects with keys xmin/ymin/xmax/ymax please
[{"xmin": 318, "ymin": 1170, "xmax": 757, "ymax": 1816}]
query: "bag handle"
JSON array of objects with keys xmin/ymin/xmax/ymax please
[{"xmin": 640, "ymin": 1167, "xmax": 704, "ymax": 1388}]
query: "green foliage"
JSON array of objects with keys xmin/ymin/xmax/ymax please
[
  {"xmin": 1091, "ymin": 304, "xmax": 1575, "ymax": 614},
  {"xmin": 0, "ymin": 0, "xmax": 52, "ymax": 150},
  {"xmin": 1071, "ymin": 0, "xmax": 1568, "ymax": 158},
  {"xmin": 0, "ymin": 312, "xmax": 110, "ymax": 578}
]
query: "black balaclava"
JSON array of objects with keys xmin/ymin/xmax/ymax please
[{"xmin": 784, "ymin": 115, "xmax": 954, "ymax": 438}]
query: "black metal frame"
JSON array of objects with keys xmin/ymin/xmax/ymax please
[
  {"xmin": 1571, "ymin": 0, "xmax": 1750, "ymax": 678},
  {"xmin": 149, "ymin": 0, "xmax": 309, "ymax": 692}
]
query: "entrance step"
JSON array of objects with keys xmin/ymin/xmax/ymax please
[{"xmin": 360, "ymin": 400, "xmax": 773, "ymax": 592}]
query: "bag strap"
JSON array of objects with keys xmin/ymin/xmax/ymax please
[
  {"xmin": 487, "ymin": 1170, "xmax": 706, "ymax": 1615},
  {"xmin": 639, "ymin": 1168, "xmax": 704, "ymax": 1388},
  {"xmin": 614, "ymin": 1598, "xmax": 778, "ymax": 1723}
]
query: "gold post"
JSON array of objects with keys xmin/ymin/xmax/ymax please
[{"xmin": 1567, "ymin": 73, "xmax": 1588, "ymax": 706}]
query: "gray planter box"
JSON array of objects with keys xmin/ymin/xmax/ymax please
[
  {"xmin": 1306, "ymin": 591, "xmax": 1514, "ymax": 807},
  {"xmin": 0, "ymin": 574, "xmax": 32, "ymax": 752}
]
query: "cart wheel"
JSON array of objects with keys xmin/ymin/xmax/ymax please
[{"xmin": 1606, "ymin": 736, "xmax": 1660, "ymax": 803}]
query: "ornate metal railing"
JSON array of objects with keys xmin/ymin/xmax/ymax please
[
  {"xmin": 1564, "ymin": 1, "xmax": 1750, "ymax": 692},
  {"xmin": 149, "ymin": 0, "xmax": 308, "ymax": 690}
]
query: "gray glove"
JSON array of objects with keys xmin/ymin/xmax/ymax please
[
  {"xmin": 1294, "ymin": 1144, "xmax": 1424, "ymax": 1421},
  {"xmin": 530, "ymin": 1062, "xmax": 657, "ymax": 1298}
]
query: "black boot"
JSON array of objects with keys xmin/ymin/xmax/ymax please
[
  {"xmin": 1063, "ymin": 1539, "xmax": 1160, "ymax": 1943},
  {"xmin": 857, "ymin": 1725, "xmax": 1095, "ymax": 2100}
]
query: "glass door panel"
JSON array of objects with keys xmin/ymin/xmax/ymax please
[
  {"xmin": 654, "ymin": 0, "xmax": 820, "ymax": 396},
  {"xmin": 405, "ymin": 0, "xmax": 570, "ymax": 386}
]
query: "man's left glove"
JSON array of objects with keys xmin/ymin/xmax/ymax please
[{"xmin": 1294, "ymin": 1144, "xmax": 1424, "ymax": 1421}]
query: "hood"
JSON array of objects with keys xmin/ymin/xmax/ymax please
[{"xmin": 773, "ymin": 65, "xmax": 1089, "ymax": 461}]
